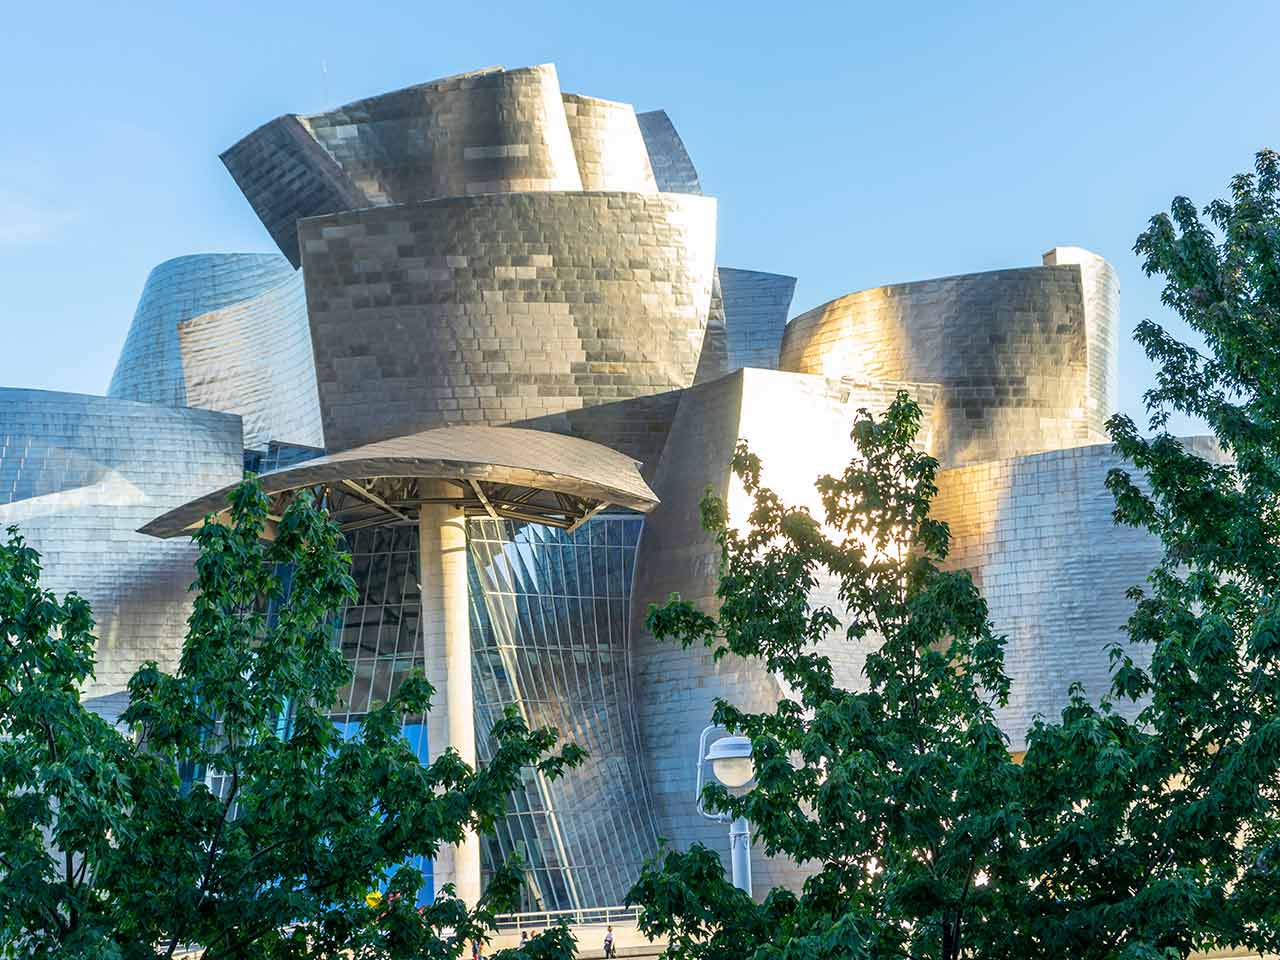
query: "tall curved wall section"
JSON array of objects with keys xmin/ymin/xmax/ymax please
[
  {"xmin": 176, "ymin": 268, "xmax": 323, "ymax": 450},
  {"xmin": 108, "ymin": 254, "xmax": 296, "ymax": 408},
  {"xmin": 930, "ymin": 437, "xmax": 1223, "ymax": 748},
  {"xmin": 630, "ymin": 369, "xmax": 941, "ymax": 894},
  {"xmin": 223, "ymin": 65, "xmax": 586, "ymax": 267},
  {"xmin": 0, "ymin": 390, "xmax": 243, "ymax": 717},
  {"xmin": 636, "ymin": 110, "xmax": 702, "ymax": 195},
  {"xmin": 108, "ymin": 253, "xmax": 323, "ymax": 450},
  {"xmin": 718, "ymin": 267, "xmax": 797, "ymax": 371},
  {"xmin": 300, "ymin": 191, "xmax": 717, "ymax": 452},
  {"xmin": 561, "ymin": 93, "xmax": 658, "ymax": 193},
  {"xmin": 779, "ymin": 247, "xmax": 1119, "ymax": 467}
]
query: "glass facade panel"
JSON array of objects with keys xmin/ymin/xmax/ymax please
[{"xmin": 468, "ymin": 514, "xmax": 660, "ymax": 911}]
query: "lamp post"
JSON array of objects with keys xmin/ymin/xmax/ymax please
[{"xmin": 696, "ymin": 725, "xmax": 755, "ymax": 896}]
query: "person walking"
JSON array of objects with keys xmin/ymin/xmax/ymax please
[{"xmin": 603, "ymin": 925, "xmax": 616, "ymax": 958}]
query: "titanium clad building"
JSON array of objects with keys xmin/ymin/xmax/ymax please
[{"xmin": 3, "ymin": 61, "xmax": 1185, "ymax": 912}]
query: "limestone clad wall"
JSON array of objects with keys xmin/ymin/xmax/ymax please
[
  {"xmin": 299, "ymin": 191, "xmax": 717, "ymax": 452},
  {"xmin": 0, "ymin": 390, "xmax": 243, "ymax": 715},
  {"xmin": 779, "ymin": 248, "xmax": 1119, "ymax": 467}
]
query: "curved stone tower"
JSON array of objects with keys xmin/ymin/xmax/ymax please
[
  {"xmin": 779, "ymin": 247, "xmax": 1119, "ymax": 466},
  {"xmin": 108, "ymin": 253, "xmax": 324, "ymax": 450}
]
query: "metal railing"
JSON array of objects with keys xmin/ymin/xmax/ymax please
[{"xmin": 493, "ymin": 904, "xmax": 641, "ymax": 933}]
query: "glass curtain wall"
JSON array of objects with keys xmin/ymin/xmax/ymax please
[
  {"xmin": 330, "ymin": 524, "xmax": 432, "ymax": 904},
  {"xmin": 467, "ymin": 515, "xmax": 660, "ymax": 911}
]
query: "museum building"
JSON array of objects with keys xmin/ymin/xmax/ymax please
[{"xmin": 0, "ymin": 63, "xmax": 1163, "ymax": 910}]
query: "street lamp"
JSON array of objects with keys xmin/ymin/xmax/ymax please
[{"xmin": 695, "ymin": 725, "xmax": 755, "ymax": 896}]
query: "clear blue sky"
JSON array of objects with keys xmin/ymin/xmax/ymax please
[{"xmin": 3, "ymin": 0, "xmax": 1276, "ymax": 435}]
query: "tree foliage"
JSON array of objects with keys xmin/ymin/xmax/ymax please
[
  {"xmin": 630, "ymin": 395, "xmax": 1026, "ymax": 960},
  {"xmin": 0, "ymin": 479, "xmax": 582, "ymax": 959},
  {"xmin": 630, "ymin": 151, "xmax": 1280, "ymax": 959},
  {"xmin": 1014, "ymin": 148, "xmax": 1280, "ymax": 957}
]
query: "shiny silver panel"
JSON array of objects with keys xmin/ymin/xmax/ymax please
[
  {"xmin": 0, "ymin": 389, "xmax": 243, "ymax": 714},
  {"xmin": 469, "ymin": 515, "xmax": 658, "ymax": 910},
  {"xmin": 299, "ymin": 192, "xmax": 717, "ymax": 452},
  {"xmin": 779, "ymin": 247, "xmax": 1120, "ymax": 467},
  {"xmin": 108, "ymin": 253, "xmax": 323, "ymax": 450},
  {"xmin": 718, "ymin": 267, "xmax": 797, "ymax": 371}
]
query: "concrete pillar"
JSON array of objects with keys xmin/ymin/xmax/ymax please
[{"xmin": 418, "ymin": 483, "xmax": 481, "ymax": 907}]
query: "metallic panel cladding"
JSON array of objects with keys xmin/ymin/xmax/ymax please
[
  {"xmin": 779, "ymin": 247, "xmax": 1120, "ymax": 467},
  {"xmin": 561, "ymin": 93, "xmax": 658, "ymax": 193},
  {"xmin": 718, "ymin": 267, "xmax": 798, "ymax": 371},
  {"xmin": 468, "ymin": 514, "xmax": 658, "ymax": 910},
  {"xmin": 299, "ymin": 191, "xmax": 717, "ymax": 452},
  {"xmin": 629, "ymin": 368, "xmax": 942, "ymax": 895},
  {"xmin": 108, "ymin": 253, "xmax": 296, "ymax": 407},
  {"xmin": 930, "ymin": 438, "xmax": 1225, "ymax": 749},
  {"xmin": 0, "ymin": 389, "xmax": 243, "ymax": 717},
  {"xmin": 109, "ymin": 252, "xmax": 324, "ymax": 450},
  {"xmin": 222, "ymin": 65, "xmax": 585, "ymax": 267}
]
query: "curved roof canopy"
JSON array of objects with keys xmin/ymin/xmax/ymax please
[{"xmin": 140, "ymin": 425, "xmax": 658, "ymax": 539}]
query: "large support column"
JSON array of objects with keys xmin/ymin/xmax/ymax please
[{"xmin": 419, "ymin": 483, "xmax": 481, "ymax": 907}]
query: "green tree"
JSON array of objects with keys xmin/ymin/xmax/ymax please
[
  {"xmin": 1011, "ymin": 149, "xmax": 1280, "ymax": 958},
  {"xmin": 629, "ymin": 394, "xmax": 1027, "ymax": 960},
  {"xmin": 629, "ymin": 151, "xmax": 1280, "ymax": 960},
  {"xmin": 0, "ymin": 479, "xmax": 582, "ymax": 959}
]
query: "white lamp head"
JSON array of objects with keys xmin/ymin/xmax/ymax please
[{"xmin": 705, "ymin": 734, "xmax": 755, "ymax": 789}]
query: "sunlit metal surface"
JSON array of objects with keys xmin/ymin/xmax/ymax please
[
  {"xmin": 469, "ymin": 515, "xmax": 658, "ymax": 910},
  {"xmin": 0, "ymin": 389, "xmax": 242, "ymax": 712},
  {"xmin": 107, "ymin": 253, "xmax": 323, "ymax": 450},
  {"xmin": 222, "ymin": 65, "xmax": 585, "ymax": 266},
  {"xmin": 561, "ymin": 93, "xmax": 658, "ymax": 193},
  {"xmin": 779, "ymin": 247, "xmax": 1119, "ymax": 467},
  {"xmin": 299, "ymin": 190, "xmax": 717, "ymax": 452},
  {"xmin": 930, "ymin": 437, "xmax": 1225, "ymax": 749},
  {"xmin": 140, "ymin": 425, "xmax": 658, "ymax": 538}
]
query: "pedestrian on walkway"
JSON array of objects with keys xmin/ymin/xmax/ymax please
[{"xmin": 603, "ymin": 925, "xmax": 616, "ymax": 958}]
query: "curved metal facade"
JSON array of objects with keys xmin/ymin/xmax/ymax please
[
  {"xmin": 108, "ymin": 253, "xmax": 295, "ymax": 407},
  {"xmin": 7, "ymin": 59, "xmax": 1163, "ymax": 912},
  {"xmin": 108, "ymin": 253, "xmax": 323, "ymax": 451},
  {"xmin": 300, "ymin": 191, "xmax": 717, "ymax": 452},
  {"xmin": 468, "ymin": 515, "xmax": 658, "ymax": 910},
  {"xmin": 718, "ymin": 267, "xmax": 798, "ymax": 371},
  {"xmin": 629, "ymin": 369, "xmax": 943, "ymax": 894},
  {"xmin": 561, "ymin": 93, "xmax": 658, "ymax": 193},
  {"xmin": 0, "ymin": 389, "xmax": 242, "ymax": 715},
  {"xmin": 779, "ymin": 247, "xmax": 1119, "ymax": 466},
  {"xmin": 636, "ymin": 110, "xmax": 703, "ymax": 195},
  {"xmin": 930, "ymin": 438, "xmax": 1223, "ymax": 748},
  {"xmin": 223, "ymin": 65, "xmax": 586, "ymax": 266}
]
